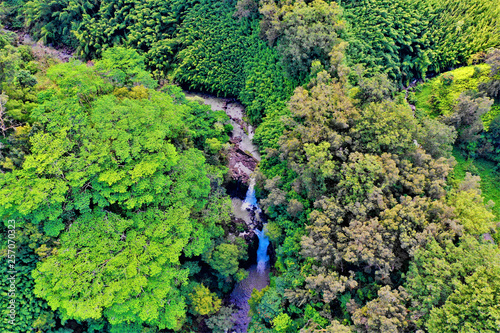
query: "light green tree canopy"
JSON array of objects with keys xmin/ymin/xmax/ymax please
[
  {"xmin": 32, "ymin": 208, "xmax": 200, "ymax": 329},
  {"xmin": 0, "ymin": 48, "xmax": 230, "ymax": 234}
]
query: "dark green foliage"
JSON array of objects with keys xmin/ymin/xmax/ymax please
[
  {"xmin": 1, "ymin": 0, "xmax": 29, "ymax": 28},
  {"xmin": 6, "ymin": 0, "xmax": 291, "ymax": 125},
  {"xmin": 344, "ymin": 0, "xmax": 500, "ymax": 84},
  {"xmin": 0, "ymin": 224, "xmax": 57, "ymax": 332},
  {"xmin": 206, "ymin": 306, "xmax": 237, "ymax": 332},
  {"xmin": 425, "ymin": 0, "xmax": 500, "ymax": 74},
  {"xmin": 234, "ymin": 0, "xmax": 259, "ymax": 20},
  {"xmin": 483, "ymin": 113, "xmax": 500, "ymax": 165},
  {"xmin": 253, "ymin": 287, "xmax": 283, "ymax": 324},
  {"xmin": 0, "ymin": 124, "xmax": 33, "ymax": 171},
  {"xmin": 351, "ymin": 71, "xmax": 395, "ymax": 105},
  {"xmin": 240, "ymin": 43, "xmax": 296, "ymax": 123},
  {"xmin": 352, "ymin": 286, "xmax": 412, "ymax": 333},
  {"xmin": 174, "ymin": 0, "xmax": 257, "ymax": 96},
  {"xmin": 16, "ymin": 69, "xmax": 37, "ymax": 87},
  {"xmin": 203, "ymin": 236, "xmax": 248, "ymax": 279},
  {"xmin": 122, "ymin": 0, "xmax": 189, "ymax": 74},
  {"xmin": 7, "ymin": 0, "xmax": 309, "ymax": 114},
  {"xmin": 254, "ymin": 66, "xmax": 496, "ymax": 331},
  {"xmin": 277, "ymin": 0, "xmax": 344, "ymax": 78},
  {"xmin": 417, "ymin": 118, "xmax": 457, "ymax": 159},
  {"xmin": 0, "ymin": 29, "xmax": 15, "ymax": 51},
  {"xmin": 479, "ymin": 49, "xmax": 500, "ymax": 100},
  {"xmin": 20, "ymin": 0, "xmax": 252, "ymax": 96},
  {"xmin": 24, "ymin": 0, "xmax": 94, "ymax": 48},
  {"xmin": 444, "ymin": 91, "xmax": 493, "ymax": 153},
  {"xmin": 73, "ymin": 0, "xmax": 190, "ymax": 64},
  {"xmin": 253, "ymin": 104, "xmax": 290, "ymax": 150},
  {"xmin": 350, "ymin": 101, "xmax": 418, "ymax": 155},
  {"xmin": 208, "ymin": 243, "xmax": 243, "ymax": 277},
  {"xmin": 344, "ymin": 0, "xmax": 431, "ymax": 83}
]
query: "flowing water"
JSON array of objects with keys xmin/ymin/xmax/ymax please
[
  {"xmin": 241, "ymin": 178, "xmax": 259, "ymax": 210},
  {"xmin": 255, "ymin": 227, "xmax": 270, "ymax": 274},
  {"xmin": 229, "ymin": 263, "xmax": 270, "ymax": 332},
  {"xmin": 230, "ymin": 180, "xmax": 270, "ymax": 332},
  {"xmin": 241, "ymin": 179, "xmax": 269, "ymax": 272},
  {"xmin": 184, "ymin": 91, "xmax": 270, "ymax": 332}
]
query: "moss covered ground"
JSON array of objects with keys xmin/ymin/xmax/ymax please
[{"xmin": 451, "ymin": 148, "xmax": 500, "ymax": 218}]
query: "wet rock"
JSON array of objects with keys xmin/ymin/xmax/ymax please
[
  {"xmin": 228, "ymin": 146, "xmax": 258, "ymax": 184},
  {"xmin": 230, "ymin": 137, "xmax": 243, "ymax": 145},
  {"xmin": 238, "ymin": 231, "xmax": 256, "ymax": 242}
]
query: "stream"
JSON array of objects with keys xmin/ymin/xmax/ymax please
[
  {"xmin": 230, "ymin": 180, "xmax": 270, "ymax": 333},
  {"xmin": 184, "ymin": 92, "xmax": 270, "ymax": 332}
]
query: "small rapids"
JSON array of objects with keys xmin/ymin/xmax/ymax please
[
  {"xmin": 244, "ymin": 180, "xmax": 269, "ymax": 273},
  {"xmin": 241, "ymin": 178, "xmax": 259, "ymax": 211},
  {"xmin": 255, "ymin": 227, "xmax": 270, "ymax": 273},
  {"xmin": 184, "ymin": 91, "xmax": 269, "ymax": 332},
  {"xmin": 230, "ymin": 178, "xmax": 270, "ymax": 332}
]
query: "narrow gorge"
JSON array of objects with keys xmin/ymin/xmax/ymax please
[{"xmin": 185, "ymin": 92, "xmax": 271, "ymax": 332}]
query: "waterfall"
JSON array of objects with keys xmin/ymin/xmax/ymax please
[
  {"xmin": 241, "ymin": 178, "xmax": 258, "ymax": 210},
  {"xmin": 242, "ymin": 177, "xmax": 269, "ymax": 273},
  {"xmin": 186, "ymin": 92, "xmax": 269, "ymax": 332},
  {"xmin": 254, "ymin": 227, "xmax": 270, "ymax": 273},
  {"xmin": 229, "ymin": 178, "xmax": 270, "ymax": 331}
]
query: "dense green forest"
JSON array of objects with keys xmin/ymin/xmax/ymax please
[{"xmin": 0, "ymin": 0, "xmax": 499, "ymax": 332}]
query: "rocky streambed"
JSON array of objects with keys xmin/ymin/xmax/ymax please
[
  {"xmin": 184, "ymin": 92, "xmax": 263, "ymax": 232},
  {"xmin": 184, "ymin": 91, "xmax": 270, "ymax": 333}
]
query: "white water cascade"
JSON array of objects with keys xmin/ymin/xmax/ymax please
[
  {"xmin": 183, "ymin": 91, "xmax": 269, "ymax": 332},
  {"xmin": 254, "ymin": 227, "xmax": 270, "ymax": 273},
  {"xmin": 230, "ymin": 177, "xmax": 271, "ymax": 332},
  {"xmin": 241, "ymin": 178, "xmax": 259, "ymax": 210},
  {"xmin": 241, "ymin": 178, "xmax": 269, "ymax": 272}
]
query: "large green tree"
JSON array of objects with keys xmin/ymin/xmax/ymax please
[
  {"xmin": 0, "ymin": 48, "xmax": 230, "ymax": 234},
  {"xmin": 253, "ymin": 67, "xmax": 497, "ymax": 331},
  {"xmin": 405, "ymin": 235, "xmax": 500, "ymax": 331},
  {"xmin": 33, "ymin": 209, "xmax": 196, "ymax": 329},
  {"xmin": 0, "ymin": 47, "xmax": 233, "ymax": 332}
]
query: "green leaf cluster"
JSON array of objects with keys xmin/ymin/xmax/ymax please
[{"xmin": 33, "ymin": 209, "xmax": 193, "ymax": 329}]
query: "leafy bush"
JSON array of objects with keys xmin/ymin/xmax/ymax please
[{"xmin": 414, "ymin": 64, "xmax": 491, "ymax": 116}]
